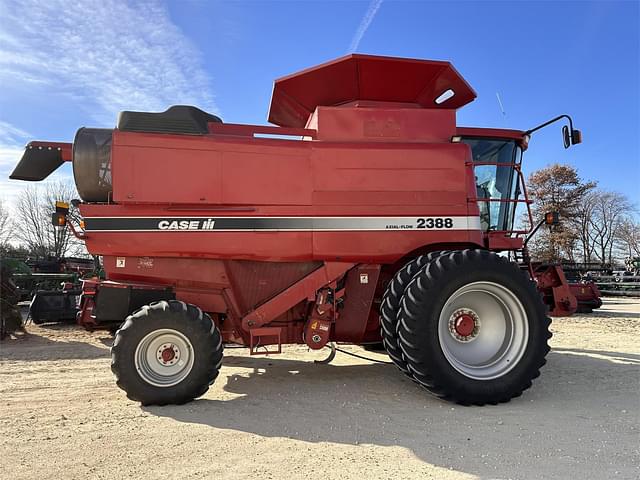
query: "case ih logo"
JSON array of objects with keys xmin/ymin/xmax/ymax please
[{"xmin": 157, "ymin": 219, "xmax": 216, "ymax": 230}]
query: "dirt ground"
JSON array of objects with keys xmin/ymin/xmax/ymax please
[{"xmin": 1, "ymin": 299, "xmax": 638, "ymax": 480}]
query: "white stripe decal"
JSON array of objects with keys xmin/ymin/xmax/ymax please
[{"xmin": 83, "ymin": 216, "xmax": 482, "ymax": 232}]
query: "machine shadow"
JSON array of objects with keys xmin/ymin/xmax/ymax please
[
  {"xmin": 0, "ymin": 326, "xmax": 110, "ymax": 362},
  {"xmin": 145, "ymin": 348, "xmax": 639, "ymax": 478}
]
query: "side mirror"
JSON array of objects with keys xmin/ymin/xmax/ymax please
[
  {"xmin": 544, "ymin": 211, "xmax": 560, "ymax": 226},
  {"xmin": 527, "ymin": 115, "xmax": 582, "ymax": 149},
  {"xmin": 562, "ymin": 126, "xmax": 571, "ymax": 149}
]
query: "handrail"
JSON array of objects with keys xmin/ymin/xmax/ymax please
[{"xmin": 467, "ymin": 161, "xmax": 534, "ymax": 238}]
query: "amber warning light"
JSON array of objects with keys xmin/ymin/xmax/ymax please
[
  {"xmin": 544, "ymin": 211, "xmax": 560, "ymax": 226},
  {"xmin": 51, "ymin": 201, "xmax": 69, "ymax": 227}
]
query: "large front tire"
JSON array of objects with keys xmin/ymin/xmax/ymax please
[
  {"xmin": 111, "ymin": 300, "xmax": 223, "ymax": 406},
  {"xmin": 398, "ymin": 250, "xmax": 551, "ymax": 405}
]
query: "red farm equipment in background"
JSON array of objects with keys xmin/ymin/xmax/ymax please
[
  {"xmin": 532, "ymin": 263, "xmax": 602, "ymax": 316},
  {"xmin": 11, "ymin": 54, "xmax": 583, "ymax": 406}
]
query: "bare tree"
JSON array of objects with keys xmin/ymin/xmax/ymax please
[
  {"xmin": 13, "ymin": 180, "xmax": 85, "ymax": 258},
  {"xmin": 574, "ymin": 191, "xmax": 599, "ymax": 263},
  {"xmin": 587, "ymin": 190, "xmax": 632, "ymax": 265},
  {"xmin": 0, "ymin": 199, "xmax": 11, "ymax": 246},
  {"xmin": 616, "ymin": 218, "xmax": 640, "ymax": 259}
]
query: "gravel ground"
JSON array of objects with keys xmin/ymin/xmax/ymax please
[{"xmin": 0, "ymin": 298, "xmax": 638, "ymax": 480}]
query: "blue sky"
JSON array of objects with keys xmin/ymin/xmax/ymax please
[{"xmin": 1, "ymin": 0, "xmax": 638, "ymax": 206}]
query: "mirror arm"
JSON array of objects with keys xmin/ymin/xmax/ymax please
[
  {"xmin": 524, "ymin": 218, "xmax": 547, "ymax": 246},
  {"xmin": 525, "ymin": 114, "xmax": 575, "ymax": 136},
  {"xmin": 525, "ymin": 211, "xmax": 560, "ymax": 246}
]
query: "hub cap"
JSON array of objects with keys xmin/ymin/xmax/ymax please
[
  {"xmin": 134, "ymin": 329, "xmax": 195, "ymax": 387},
  {"xmin": 448, "ymin": 309, "xmax": 480, "ymax": 341},
  {"xmin": 438, "ymin": 281, "xmax": 529, "ymax": 380}
]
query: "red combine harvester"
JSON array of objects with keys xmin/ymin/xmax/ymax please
[{"xmin": 11, "ymin": 54, "xmax": 583, "ymax": 406}]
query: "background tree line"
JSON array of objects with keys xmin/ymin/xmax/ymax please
[
  {"xmin": 524, "ymin": 163, "xmax": 639, "ymax": 265},
  {"xmin": 0, "ymin": 180, "xmax": 87, "ymax": 260}
]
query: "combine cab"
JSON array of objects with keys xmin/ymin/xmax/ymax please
[{"xmin": 11, "ymin": 54, "xmax": 582, "ymax": 406}]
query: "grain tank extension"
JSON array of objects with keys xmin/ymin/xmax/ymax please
[{"xmin": 10, "ymin": 54, "xmax": 582, "ymax": 406}]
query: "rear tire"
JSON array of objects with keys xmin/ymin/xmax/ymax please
[
  {"xmin": 111, "ymin": 300, "xmax": 223, "ymax": 406},
  {"xmin": 398, "ymin": 249, "xmax": 551, "ymax": 405},
  {"xmin": 380, "ymin": 251, "xmax": 446, "ymax": 374}
]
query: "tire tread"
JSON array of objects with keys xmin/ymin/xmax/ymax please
[
  {"xmin": 397, "ymin": 249, "xmax": 551, "ymax": 405},
  {"xmin": 111, "ymin": 300, "xmax": 223, "ymax": 406}
]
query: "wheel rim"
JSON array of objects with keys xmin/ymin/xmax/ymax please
[
  {"xmin": 438, "ymin": 281, "xmax": 529, "ymax": 380},
  {"xmin": 134, "ymin": 329, "xmax": 195, "ymax": 387}
]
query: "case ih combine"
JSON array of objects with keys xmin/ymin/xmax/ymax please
[{"xmin": 10, "ymin": 54, "xmax": 583, "ymax": 406}]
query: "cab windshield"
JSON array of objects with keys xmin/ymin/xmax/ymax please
[{"xmin": 462, "ymin": 138, "xmax": 522, "ymax": 232}]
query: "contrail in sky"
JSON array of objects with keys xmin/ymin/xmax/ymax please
[{"xmin": 348, "ymin": 0, "xmax": 384, "ymax": 52}]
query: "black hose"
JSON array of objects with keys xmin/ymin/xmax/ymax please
[
  {"xmin": 223, "ymin": 342, "xmax": 393, "ymax": 364},
  {"xmin": 333, "ymin": 346, "xmax": 393, "ymax": 365}
]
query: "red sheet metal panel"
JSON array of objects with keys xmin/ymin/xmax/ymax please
[
  {"xmin": 225, "ymin": 260, "xmax": 322, "ymax": 313},
  {"xmin": 311, "ymin": 142, "xmax": 469, "ymax": 207},
  {"xmin": 241, "ymin": 262, "xmax": 354, "ymax": 329},
  {"xmin": 112, "ymin": 131, "xmax": 223, "ymax": 204},
  {"xmin": 333, "ymin": 265, "xmax": 381, "ymax": 343},
  {"xmin": 111, "ymin": 130, "xmax": 314, "ymax": 205},
  {"xmin": 221, "ymin": 150, "xmax": 313, "ymax": 205},
  {"xmin": 310, "ymin": 107, "xmax": 455, "ymax": 142}
]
